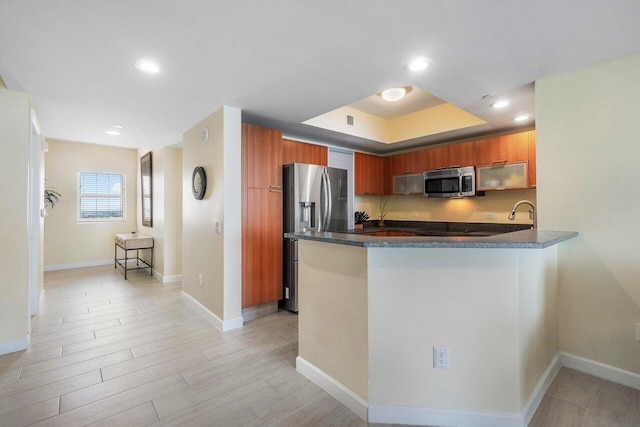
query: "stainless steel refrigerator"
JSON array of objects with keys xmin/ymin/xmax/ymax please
[{"xmin": 280, "ymin": 163, "xmax": 348, "ymax": 312}]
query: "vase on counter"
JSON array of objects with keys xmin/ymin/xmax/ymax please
[{"xmin": 378, "ymin": 220, "xmax": 385, "ymax": 227}]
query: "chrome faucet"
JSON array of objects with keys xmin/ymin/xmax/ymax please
[{"xmin": 508, "ymin": 200, "xmax": 536, "ymax": 229}]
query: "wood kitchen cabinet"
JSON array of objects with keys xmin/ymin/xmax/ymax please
[
  {"xmin": 420, "ymin": 141, "xmax": 477, "ymax": 172},
  {"xmin": 242, "ymin": 123, "xmax": 283, "ymax": 309},
  {"xmin": 475, "ymin": 132, "xmax": 529, "ymax": 166},
  {"xmin": 242, "ymin": 187, "xmax": 283, "ymax": 308},
  {"xmin": 244, "ymin": 123, "xmax": 282, "ymax": 189},
  {"xmin": 282, "ymin": 138, "xmax": 327, "ymax": 166},
  {"xmin": 355, "ymin": 152, "xmax": 385, "ymax": 195},
  {"xmin": 474, "ymin": 130, "xmax": 536, "ymax": 190},
  {"xmin": 388, "ymin": 152, "xmax": 424, "ymax": 176}
]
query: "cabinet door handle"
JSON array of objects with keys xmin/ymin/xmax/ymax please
[
  {"xmin": 496, "ymin": 186, "xmax": 506, "ymax": 191},
  {"xmin": 435, "ymin": 167, "xmax": 446, "ymax": 170},
  {"xmin": 269, "ymin": 189, "xmax": 282, "ymax": 193},
  {"xmin": 269, "ymin": 185, "xmax": 281, "ymax": 189},
  {"xmin": 403, "ymin": 170, "xmax": 411, "ymax": 174},
  {"xmin": 492, "ymin": 160, "xmax": 507, "ymax": 166},
  {"xmin": 449, "ymin": 164, "xmax": 461, "ymax": 168}
]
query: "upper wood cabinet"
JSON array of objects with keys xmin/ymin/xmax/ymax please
[
  {"xmin": 243, "ymin": 123, "xmax": 282, "ymax": 189},
  {"xmin": 355, "ymin": 152, "xmax": 385, "ymax": 195},
  {"xmin": 475, "ymin": 132, "xmax": 529, "ymax": 166},
  {"xmin": 282, "ymin": 139, "xmax": 327, "ymax": 166},
  {"xmin": 389, "ymin": 152, "xmax": 424, "ymax": 176}
]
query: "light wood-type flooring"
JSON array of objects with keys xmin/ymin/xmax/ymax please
[{"xmin": 0, "ymin": 266, "xmax": 638, "ymax": 426}]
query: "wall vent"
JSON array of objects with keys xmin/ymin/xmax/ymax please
[{"xmin": 346, "ymin": 114, "xmax": 355, "ymax": 127}]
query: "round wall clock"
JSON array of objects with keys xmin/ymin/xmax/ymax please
[{"xmin": 192, "ymin": 166, "xmax": 207, "ymax": 200}]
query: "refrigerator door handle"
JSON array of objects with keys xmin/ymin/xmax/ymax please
[
  {"xmin": 325, "ymin": 172, "xmax": 333, "ymax": 230},
  {"xmin": 319, "ymin": 172, "xmax": 326, "ymax": 231}
]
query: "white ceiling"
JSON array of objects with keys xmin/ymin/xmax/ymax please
[{"xmin": 1, "ymin": 1, "xmax": 639, "ymax": 154}]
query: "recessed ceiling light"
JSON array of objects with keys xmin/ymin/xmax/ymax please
[
  {"xmin": 380, "ymin": 87, "xmax": 407, "ymax": 102},
  {"xmin": 135, "ymin": 59, "xmax": 160, "ymax": 73},
  {"xmin": 105, "ymin": 130, "xmax": 122, "ymax": 136},
  {"xmin": 512, "ymin": 115, "xmax": 530, "ymax": 122},
  {"xmin": 114, "ymin": 125, "xmax": 124, "ymax": 129},
  {"xmin": 407, "ymin": 57, "xmax": 432, "ymax": 72},
  {"xmin": 490, "ymin": 100, "xmax": 510, "ymax": 109}
]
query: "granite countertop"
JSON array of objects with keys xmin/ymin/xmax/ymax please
[{"xmin": 285, "ymin": 228, "xmax": 578, "ymax": 249}]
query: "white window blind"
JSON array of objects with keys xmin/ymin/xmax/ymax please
[{"xmin": 78, "ymin": 172, "xmax": 126, "ymax": 221}]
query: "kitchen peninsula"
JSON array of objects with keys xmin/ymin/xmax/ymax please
[{"xmin": 289, "ymin": 228, "xmax": 577, "ymax": 427}]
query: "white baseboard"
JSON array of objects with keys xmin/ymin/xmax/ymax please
[
  {"xmin": 365, "ymin": 352, "xmax": 561, "ymax": 427},
  {"xmin": 153, "ymin": 270, "xmax": 182, "ymax": 284},
  {"xmin": 522, "ymin": 352, "xmax": 562, "ymax": 426},
  {"xmin": 180, "ymin": 291, "xmax": 243, "ymax": 332},
  {"xmin": 296, "ymin": 356, "xmax": 368, "ymax": 421},
  {"xmin": 0, "ymin": 338, "xmax": 29, "ymax": 356},
  {"xmin": 369, "ymin": 405, "xmax": 522, "ymax": 427},
  {"xmin": 44, "ymin": 260, "xmax": 112, "ymax": 272},
  {"xmin": 561, "ymin": 351, "xmax": 640, "ymax": 391}
]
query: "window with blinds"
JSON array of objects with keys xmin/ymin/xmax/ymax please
[{"xmin": 78, "ymin": 172, "xmax": 126, "ymax": 221}]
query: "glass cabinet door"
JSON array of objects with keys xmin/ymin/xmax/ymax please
[
  {"xmin": 393, "ymin": 174, "xmax": 423, "ymax": 194},
  {"xmin": 476, "ymin": 162, "xmax": 528, "ymax": 191}
]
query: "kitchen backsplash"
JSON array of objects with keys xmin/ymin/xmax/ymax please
[{"xmin": 355, "ymin": 189, "xmax": 537, "ymax": 224}]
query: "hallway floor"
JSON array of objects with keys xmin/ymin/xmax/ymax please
[{"xmin": 0, "ymin": 266, "xmax": 638, "ymax": 426}]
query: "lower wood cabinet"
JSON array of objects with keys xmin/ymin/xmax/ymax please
[{"xmin": 242, "ymin": 187, "xmax": 283, "ymax": 308}]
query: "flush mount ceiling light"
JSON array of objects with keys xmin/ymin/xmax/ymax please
[
  {"xmin": 135, "ymin": 59, "xmax": 160, "ymax": 73},
  {"xmin": 490, "ymin": 100, "xmax": 510, "ymax": 109},
  {"xmin": 407, "ymin": 57, "xmax": 432, "ymax": 72},
  {"xmin": 512, "ymin": 115, "xmax": 530, "ymax": 122},
  {"xmin": 380, "ymin": 87, "xmax": 408, "ymax": 102},
  {"xmin": 105, "ymin": 130, "xmax": 122, "ymax": 136}
]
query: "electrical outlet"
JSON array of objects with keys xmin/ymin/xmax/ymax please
[
  {"xmin": 198, "ymin": 274, "xmax": 203, "ymax": 287},
  {"xmin": 434, "ymin": 346, "xmax": 449, "ymax": 369},
  {"xmin": 485, "ymin": 212, "xmax": 495, "ymax": 219},
  {"xmin": 410, "ymin": 212, "xmax": 419, "ymax": 218},
  {"xmin": 215, "ymin": 222, "xmax": 222, "ymax": 234}
]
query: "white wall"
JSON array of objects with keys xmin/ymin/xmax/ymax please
[
  {"xmin": 536, "ymin": 52, "xmax": 640, "ymax": 373},
  {"xmin": 182, "ymin": 106, "xmax": 242, "ymax": 326},
  {"xmin": 0, "ymin": 88, "xmax": 30, "ymax": 352},
  {"xmin": 43, "ymin": 140, "xmax": 138, "ymax": 269}
]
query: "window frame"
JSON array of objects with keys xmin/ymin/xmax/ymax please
[{"xmin": 77, "ymin": 172, "xmax": 127, "ymax": 222}]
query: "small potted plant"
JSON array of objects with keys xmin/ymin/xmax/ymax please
[
  {"xmin": 354, "ymin": 211, "xmax": 369, "ymax": 230},
  {"xmin": 378, "ymin": 197, "xmax": 390, "ymax": 227}
]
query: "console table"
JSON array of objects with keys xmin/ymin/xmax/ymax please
[{"xmin": 114, "ymin": 233, "xmax": 154, "ymax": 279}]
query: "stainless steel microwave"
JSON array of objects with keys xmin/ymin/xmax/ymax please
[{"xmin": 423, "ymin": 166, "xmax": 476, "ymax": 198}]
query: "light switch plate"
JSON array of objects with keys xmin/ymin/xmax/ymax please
[
  {"xmin": 215, "ymin": 222, "xmax": 222, "ymax": 234},
  {"xmin": 636, "ymin": 324, "xmax": 640, "ymax": 341}
]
